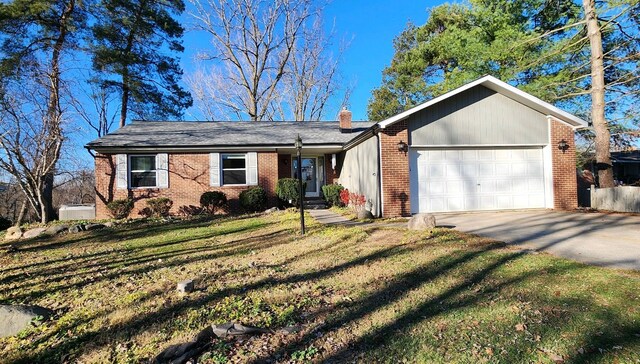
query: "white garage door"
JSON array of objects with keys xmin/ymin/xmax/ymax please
[{"xmin": 413, "ymin": 148, "xmax": 546, "ymax": 213}]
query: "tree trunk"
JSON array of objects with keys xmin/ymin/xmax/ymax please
[
  {"xmin": 14, "ymin": 200, "xmax": 27, "ymax": 227},
  {"xmin": 120, "ymin": 79, "xmax": 129, "ymax": 128},
  {"xmin": 583, "ymin": 0, "xmax": 614, "ymax": 188}
]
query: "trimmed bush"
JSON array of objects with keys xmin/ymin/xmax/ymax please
[
  {"xmin": 178, "ymin": 205, "xmax": 204, "ymax": 217},
  {"xmin": 0, "ymin": 217, "xmax": 12, "ymax": 231},
  {"xmin": 276, "ymin": 178, "xmax": 306, "ymax": 207},
  {"xmin": 321, "ymin": 184, "xmax": 344, "ymax": 207},
  {"xmin": 239, "ymin": 186, "xmax": 268, "ymax": 212},
  {"xmin": 200, "ymin": 191, "xmax": 227, "ymax": 215},
  {"xmin": 145, "ymin": 197, "xmax": 173, "ymax": 217},
  {"xmin": 106, "ymin": 199, "xmax": 134, "ymax": 219}
]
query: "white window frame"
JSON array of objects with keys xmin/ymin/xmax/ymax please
[
  {"xmin": 221, "ymin": 153, "xmax": 248, "ymax": 186},
  {"xmin": 129, "ymin": 154, "xmax": 159, "ymax": 189}
]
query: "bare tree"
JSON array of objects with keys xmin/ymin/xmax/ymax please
[
  {"xmin": 69, "ymin": 79, "xmax": 119, "ymax": 139},
  {"xmin": 277, "ymin": 18, "xmax": 349, "ymax": 121},
  {"xmin": 0, "ymin": 73, "xmax": 65, "ymax": 224},
  {"xmin": 188, "ymin": 0, "xmax": 318, "ymax": 120}
]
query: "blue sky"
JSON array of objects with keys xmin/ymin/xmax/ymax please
[{"xmin": 180, "ymin": 0, "xmax": 439, "ymax": 121}]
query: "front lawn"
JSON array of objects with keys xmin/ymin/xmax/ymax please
[{"xmin": 0, "ymin": 211, "xmax": 638, "ymax": 363}]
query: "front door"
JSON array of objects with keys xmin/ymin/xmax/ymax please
[{"xmin": 292, "ymin": 156, "xmax": 322, "ymax": 197}]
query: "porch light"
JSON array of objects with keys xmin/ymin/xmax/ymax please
[
  {"xmin": 294, "ymin": 134, "xmax": 303, "ymax": 152},
  {"xmin": 294, "ymin": 134, "xmax": 305, "ymax": 235},
  {"xmin": 558, "ymin": 139, "xmax": 569, "ymax": 153},
  {"xmin": 397, "ymin": 140, "xmax": 408, "ymax": 153}
]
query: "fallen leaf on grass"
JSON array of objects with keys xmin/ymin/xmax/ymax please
[
  {"xmin": 515, "ymin": 323, "xmax": 527, "ymax": 332},
  {"xmin": 485, "ymin": 347, "xmax": 494, "ymax": 356},
  {"xmin": 538, "ymin": 348, "xmax": 564, "ymax": 363}
]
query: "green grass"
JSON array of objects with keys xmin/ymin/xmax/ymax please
[{"xmin": 0, "ymin": 212, "xmax": 639, "ymax": 363}]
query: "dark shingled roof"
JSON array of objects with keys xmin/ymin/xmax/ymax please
[
  {"xmin": 86, "ymin": 121, "xmax": 374, "ymax": 149},
  {"xmin": 611, "ymin": 150, "xmax": 640, "ymax": 163}
]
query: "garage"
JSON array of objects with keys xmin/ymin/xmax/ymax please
[{"xmin": 411, "ymin": 147, "xmax": 548, "ymax": 213}]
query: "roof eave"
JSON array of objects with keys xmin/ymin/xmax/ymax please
[{"xmin": 377, "ymin": 75, "xmax": 588, "ymax": 130}]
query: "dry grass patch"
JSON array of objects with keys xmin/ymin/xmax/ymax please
[{"xmin": 0, "ymin": 211, "xmax": 638, "ymax": 363}]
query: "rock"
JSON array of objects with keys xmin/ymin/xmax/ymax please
[
  {"xmin": 407, "ymin": 213, "xmax": 437, "ymax": 231},
  {"xmin": 45, "ymin": 225, "xmax": 68, "ymax": 236},
  {"xmin": 264, "ymin": 207, "xmax": 278, "ymax": 214},
  {"xmin": 177, "ymin": 279, "xmax": 194, "ymax": 293},
  {"xmin": 279, "ymin": 325, "xmax": 303, "ymax": 335},
  {"xmin": 103, "ymin": 222, "xmax": 114, "ymax": 228},
  {"xmin": 85, "ymin": 223, "xmax": 106, "ymax": 231},
  {"xmin": 357, "ymin": 209, "xmax": 374, "ymax": 220},
  {"xmin": 22, "ymin": 227, "xmax": 47, "ymax": 239},
  {"xmin": 68, "ymin": 224, "xmax": 85, "ymax": 234},
  {"xmin": 0, "ymin": 305, "xmax": 54, "ymax": 338},
  {"xmin": 4, "ymin": 226, "xmax": 22, "ymax": 241}
]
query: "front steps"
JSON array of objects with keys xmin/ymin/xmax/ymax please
[{"xmin": 303, "ymin": 198, "xmax": 328, "ymax": 210}]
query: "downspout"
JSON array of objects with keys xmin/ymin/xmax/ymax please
[{"xmin": 374, "ymin": 126, "xmax": 383, "ymax": 218}]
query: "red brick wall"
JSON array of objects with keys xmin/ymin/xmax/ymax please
[
  {"xmin": 95, "ymin": 152, "xmax": 279, "ymax": 219},
  {"xmin": 380, "ymin": 120, "xmax": 411, "ymax": 217},
  {"xmin": 278, "ymin": 154, "xmax": 291, "ymax": 179},
  {"xmin": 550, "ymin": 118, "xmax": 578, "ymax": 210},
  {"xmin": 325, "ymin": 153, "xmax": 337, "ymax": 185}
]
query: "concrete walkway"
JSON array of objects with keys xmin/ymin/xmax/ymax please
[
  {"xmin": 308, "ymin": 209, "xmax": 368, "ymax": 226},
  {"xmin": 436, "ymin": 210, "xmax": 640, "ymax": 271}
]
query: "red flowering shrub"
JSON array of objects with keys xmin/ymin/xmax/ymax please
[
  {"xmin": 340, "ymin": 189, "xmax": 350, "ymax": 206},
  {"xmin": 339, "ymin": 188, "xmax": 367, "ymax": 212}
]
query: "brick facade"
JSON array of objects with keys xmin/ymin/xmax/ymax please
[
  {"xmin": 380, "ymin": 120, "xmax": 411, "ymax": 217},
  {"xmin": 95, "ymin": 152, "xmax": 279, "ymax": 219},
  {"xmin": 278, "ymin": 154, "xmax": 291, "ymax": 179},
  {"xmin": 550, "ymin": 118, "xmax": 578, "ymax": 210},
  {"xmin": 325, "ymin": 153, "xmax": 337, "ymax": 185}
]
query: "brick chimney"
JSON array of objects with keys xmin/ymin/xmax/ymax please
[{"xmin": 339, "ymin": 107, "xmax": 352, "ymax": 133}]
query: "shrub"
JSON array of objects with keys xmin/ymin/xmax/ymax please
[
  {"xmin": 339, "ymin": 189, "xmax": 350, "ymax": 206},
  {"xmin": 200, "ymin": 191, "xmax": 227, "ymax": 214},
  {"xmin": 106, "ymin": 199, "xmax": 134, "ymax": 219},
  {"xmin": 339, "ymin": 189, "xmax": 366, "ymax": 212},
  {"xmin": 239, "ymin": 186, "xmax": 268, "ymax": 212},
  {"xmin": 0, "ymin": 217, "xmax": 12, "ymax": 231},
  {"xmin": 276, "ymin": 178, "xmax": 306, "ymax": 207},
  {"xmin": 145, "ymin": 197, "xmax": 173, "ymax": 217},
  {"xmin": 322, "ymin": 184, "xmax": 344, "ymax": 207},
  {"xmin": 178, "ymin": 205, "xmax": 204, "ymax": 217}
]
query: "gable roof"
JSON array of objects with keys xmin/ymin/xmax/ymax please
[
  {"xmin": 377, "ymin": 75, "xmax": 588, "ymax": 129},
  {"xmin": 86, "ymin": 121, "xmax": 375, "ymax": 151}
]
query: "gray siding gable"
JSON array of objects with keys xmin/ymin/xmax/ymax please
[{"xmin": 409, "ymin": 85, "xmax": 549, "ymax": 146}]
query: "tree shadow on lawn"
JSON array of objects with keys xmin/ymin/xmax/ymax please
[
  {"xmin": 0, "ymin": 214, "xmax": 259, "ymax": 255},
  {"xmin": 0, "ymin": 215, "xmax": 272, "ymax": 280},
  {"xmin": 4, "ymin": 225, "xmax": 639, "ymax": 363},
  {"xmin": 5, "ymin": 227, "xmax": 431, "ymax": 363},
  {"xmin": 0, "ymin": 226, "xmax": 296, "ymax": 304},
  {"xmin": 246, "ymin": 237, "xmax": 640, "ymax": 363}
]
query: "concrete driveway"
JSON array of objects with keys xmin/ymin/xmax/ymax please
[{"xmin": 436, "ymin": 210, "xmax": 640, "ymax": 270}]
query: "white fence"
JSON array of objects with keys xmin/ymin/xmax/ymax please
[{"xmin": 590, "ymin": 185, "xmax": 640, "ymax": 213}]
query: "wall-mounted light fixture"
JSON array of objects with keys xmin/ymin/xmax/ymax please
[
  {"xmin": 397, "ymin": 140, "xmax": 408, "ymax": 153},
  {"xmin": 558, "ymin": 139, "xmax": 569, "ymax": 153}
]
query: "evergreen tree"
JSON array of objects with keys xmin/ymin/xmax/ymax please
[{"xmin": 91, "ymin": 0, "xmax": 192, "ymax": 127}]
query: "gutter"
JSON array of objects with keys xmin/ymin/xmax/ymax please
[
  {"xmin": 342, "ymin": 124, "xmax": 379, "ymax": 151},
  {"xmin": 375, "ymin": 127, "xmax": 383, "ymax": 218}
]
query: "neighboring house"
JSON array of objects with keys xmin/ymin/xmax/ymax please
[
  {"xmin": 611, "ymin": 150, "xmax": 640, "ymax": 185},
  {"xmin": 86, "ymin": 75, "xmax": 587, "ymax": 219}
]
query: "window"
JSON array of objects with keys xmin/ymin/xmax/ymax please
[
  {"xmin": 130, "ymin": 155, "xmax": 158, "ymax": 188},
  {"xmin": 222, "ymin": 154, "xmax": 247, "ymax": 185}
]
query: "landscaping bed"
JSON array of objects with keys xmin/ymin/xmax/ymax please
[{"xmin": 0, "ymin": 211, "xmax": 638, "ymax": 363}]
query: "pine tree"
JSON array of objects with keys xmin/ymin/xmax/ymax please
[{"xmin": 91, "ymin": 0, "xmax": 192, "ymax": 127}]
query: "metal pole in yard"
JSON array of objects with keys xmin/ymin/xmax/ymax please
[{"xmin": 295, "ymin": 134, "xmax": 305, "ymax": 235}]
